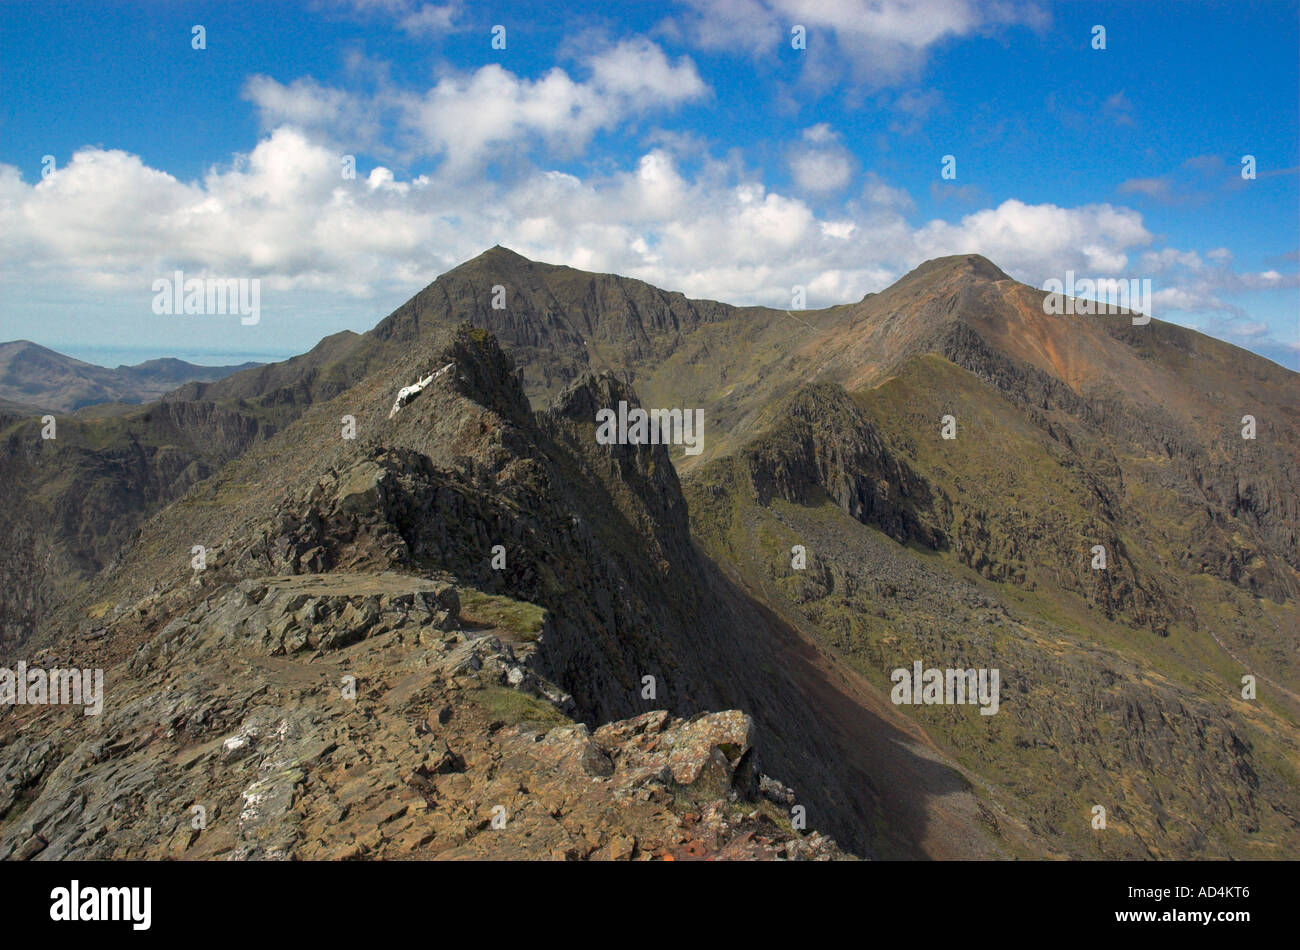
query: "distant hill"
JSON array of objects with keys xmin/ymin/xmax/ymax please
[{"xmin": 0, "ymin": 340, "xmax": 262, "ymax": 412}]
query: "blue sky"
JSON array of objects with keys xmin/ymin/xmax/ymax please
[{"xmin": 1, "ymin": 0, "xmax": 1296, "ymax": 368}]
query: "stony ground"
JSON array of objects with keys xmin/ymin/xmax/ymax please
[{"xmin": 0, "ymin": 572, "xmax": 844, "ymax": 861}]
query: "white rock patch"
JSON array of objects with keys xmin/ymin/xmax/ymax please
[{"xmin": 389, "ymin": 362, "xmax": 456, "ymax": 418}]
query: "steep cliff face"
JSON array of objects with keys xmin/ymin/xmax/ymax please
[
  {"xmin": 0, "ymin": 400, "xmax": 273, "ymax": 651},
  {"xmin": 735, "ymin": 383, "xmax": 944, "ymax": 549}
]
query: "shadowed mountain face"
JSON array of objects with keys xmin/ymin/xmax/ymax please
[
  {"xmin": 0, "ymin": 340, "xmax": 261, "ymax": 412},
  {"xmin": 1, "ymin": 248, "xmax": 1296, "ymax": 861}
]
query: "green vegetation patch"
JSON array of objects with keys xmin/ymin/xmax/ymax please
[
  {"xmin": 475, "ymin": 685, "xmax": 570, "ymax": 730},
  {"xmin": 459, "ymin": 589, "xmax": 547, "ymax": 640}
]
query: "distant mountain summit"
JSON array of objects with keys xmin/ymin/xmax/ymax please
[{"xmin": 0, "ymin": 340, "xmax": 261, "ymax": 412}]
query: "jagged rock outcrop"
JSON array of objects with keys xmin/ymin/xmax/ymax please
[
  {"xmin": 739, "ymin": 383, "xmax": 944, "ymax": 549},
  {"xmin": 0, "ymin": 570, "xmax": 842, "ymax": 861}
]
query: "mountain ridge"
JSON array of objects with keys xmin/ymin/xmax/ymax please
[{"xmin": 2, "ymin": 247, "xmax": 1295, "ymax": 861}]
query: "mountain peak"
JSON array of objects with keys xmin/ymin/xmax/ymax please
[
  {"xmin": 899, "ymin": 253, "xmax": 1011, "ymax": 286},
  {"xmin": 469, "ymin": 244, "xmax": 534, "ymax": 267},
  {"xmin": 432, "ymin": 245, "xmax": 547, "ymax": 288}
]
